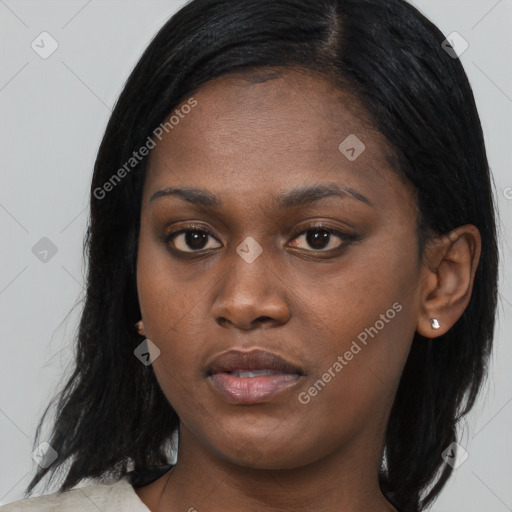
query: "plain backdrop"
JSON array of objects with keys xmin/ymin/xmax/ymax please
[{"xmin": 1, "ymin": 1, "xmax": 511, "ymax": 510}]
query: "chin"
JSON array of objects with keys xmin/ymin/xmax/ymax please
[{"xmin": 202, "ymin": 423, "xmax": 321, "ymax": 470}]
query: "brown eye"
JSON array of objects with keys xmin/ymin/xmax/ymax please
[
  {"xmin": 289, "ymin": 226, "xmax": 351, "ymax": 252},
  {"xmin": 167, "ymin": 227, "xmax": 222, "ymax": 252}
]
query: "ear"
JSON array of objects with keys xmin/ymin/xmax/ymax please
[
  {"xmin": 135, "ymin": 320, "xmax": 146, "ymax": 336},
  {"xmin": 416, "ymin": 225, "xmax": 481, "ymax": 338}
]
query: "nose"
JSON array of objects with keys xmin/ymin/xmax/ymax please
[{"xmin": 211, "ymin": 247, "xmax": 291, "ymax": 331}]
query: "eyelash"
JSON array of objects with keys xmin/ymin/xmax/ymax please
[{"xmin": 164, "ymin": 223, "xmax": 357, "ymax": 256}]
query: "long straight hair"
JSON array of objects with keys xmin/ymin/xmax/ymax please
[{"xmin": 26, "ymin": 1, "xmax": 498, "ymax": 510}]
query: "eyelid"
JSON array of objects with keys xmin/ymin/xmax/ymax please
[
  {"xmin": 292, "ymin": 223, "xmax": 353, "ymax": 239},
  {"xmin": 167, "ymin": 223, "xmax": 217, "ymax": 238}
]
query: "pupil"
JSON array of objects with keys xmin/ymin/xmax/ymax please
[
  {"xmin": 307, "ymin": 229, "xmax": 330, "ymax": 250},
  {"xmin": 186, "ymin": 230, "xmax": 208, "ymax": 250}
]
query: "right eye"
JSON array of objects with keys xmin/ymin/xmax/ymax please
[{"xmin": 165, "ymin": 225, "xmax": 222, "ymax": 253}]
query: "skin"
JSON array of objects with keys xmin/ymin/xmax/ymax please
[{"xmin": 134, "ymin": 68, "xmax": 481, "ymax": 512}]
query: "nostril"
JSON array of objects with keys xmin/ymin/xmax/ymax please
[
  {"xmin": 216, "ymin": 317, "xmax": 231, "ymax": 328},
  {"xmin": 215, "ymin": 316, "xmax": 275, "ymax": 330}
]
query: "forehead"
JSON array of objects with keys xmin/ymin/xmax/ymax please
[{"xmin": 143, "ymin": 68, "xmax": 412, "ymax": 213}]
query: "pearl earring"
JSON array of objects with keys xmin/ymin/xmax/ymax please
[{"xmin": 431, "ymin": 318, "xmax": 440, "ymax": 330}]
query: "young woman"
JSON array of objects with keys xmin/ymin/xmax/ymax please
[{"xmin": 4, "ymin": 0, "xmax": 498, "ymax": 511}]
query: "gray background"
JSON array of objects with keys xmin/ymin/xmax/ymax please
[{"xmin": 1, "ymin": 1, "xmax": 511, "ymax": 510}]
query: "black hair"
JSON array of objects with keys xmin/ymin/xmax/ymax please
[{"xmin": 25, "ymin": 1, "xmax": 498, "ymax": 510}]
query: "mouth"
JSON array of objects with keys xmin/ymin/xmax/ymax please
[{"xmin": 206, "ymin": 349, "xmax": 305, "ymax": 404}]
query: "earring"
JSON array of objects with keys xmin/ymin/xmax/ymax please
[
  {"xmin": 431, "ymin": 318, "xmax": 440, "ymax": 330},
  {"xmin": 134, "ymin": 320, "xmax": 145, "ymax": 336}
]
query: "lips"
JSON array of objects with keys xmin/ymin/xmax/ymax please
[
  {"xmin": 207, "ymin": 349, "xmax": 304, "ymax": 376},
  {"xmin": 206, "ymin": 349, "xmax": 305, "ymax": 404}
]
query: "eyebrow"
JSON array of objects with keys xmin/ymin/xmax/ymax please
[{"xmin": 149, "ymin": 184, "xmax": 372, "ymax": 209}]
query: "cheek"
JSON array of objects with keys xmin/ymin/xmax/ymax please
[
  {"xmin": 294, "ymin": 238, "xmax": 417, "ymax": 349},
  {"xmin": 292, "ymin": 238, "xmax": 419, "ymax": 415},
  {"xmin": 136, "ymin": 227, "xmax": 195, "ymax": 373},
  {"xmin": 137, "ymin": 221, "xmax": 204, "ymax": 335}
]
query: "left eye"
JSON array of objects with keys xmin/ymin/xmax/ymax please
[{"xmin": 289, "ymin": 227, "xmax": 346, "ymax": 251}]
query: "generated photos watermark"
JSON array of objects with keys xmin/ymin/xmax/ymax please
[
  {"xmin": 338, "ymin": 134, "xmax": 366, "ymax": 161},
  {"xmin": 31, "ymin": 442, "xmax": 58, "ymax": 469},
  {"xmin": 31, "ymin": 31, "xmax": 59, "ymax": 59},
  {"xmin": 94, "ymin": 97, "xmax": 198, "ymax": 200},
  {"xmin": 442, "ymin": 441, "xmax": 469, "ymax": 469},
  {"xmin": 298, "ymin": 301, "xmax": 403, "ymax": 404},
  {"xmin": 134, "ymin": 339, "xmax": 161, "ymax": 366},
  {"xmin": 441, "ymin": 31, "xmax": 469, "ymax": 59},
  {"xmin": 236, "ymin": 236, "xmax": 264, "ymax": 263}
]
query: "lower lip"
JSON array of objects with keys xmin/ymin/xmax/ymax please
[{"xmin": 209, "ymin": 372, "xmax": 301, "ymax": 404}]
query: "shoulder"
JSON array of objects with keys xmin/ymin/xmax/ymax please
[{"xmin": 1, "ymin": 477, "xmax": 150, "ymax": 512}]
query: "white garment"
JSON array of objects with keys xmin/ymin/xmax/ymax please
[{"xmin": 1, "ymin": 476, "xmax": 151, "ymax": 511}]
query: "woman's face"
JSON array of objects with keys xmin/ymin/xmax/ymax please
[{"xmin": 137, "ymin": 69, "xmax": 425, "ymax": 470}]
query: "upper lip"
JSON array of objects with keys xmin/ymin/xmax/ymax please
[{"xmin": 206, "ymin": 349, "xmax": 305, "ymax": 376}]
